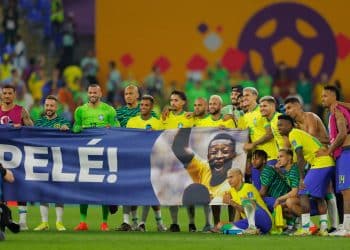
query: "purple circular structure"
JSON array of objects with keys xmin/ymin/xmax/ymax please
[{"xmin": 237, "ymin": 2, "xmax": 337, "ymax": 82}]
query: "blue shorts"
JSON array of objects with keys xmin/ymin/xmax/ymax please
[
  {"xmin": 298, "ymin": 167, "xmax": 334, "ymax": 198},
  {"xmin": 336, "ymin": 148, "xmax": 350, "ymax": 192},
  {"xmin": 263, "ymin": 197, "xmax": 276, "ymax": 213},
  {"xmin": 234, "ymin": 206, "xmax": 272, "ymax": 234},
  {"xmin": 251, "ymin": 167, "xmax": 261, "ymax": 190}
]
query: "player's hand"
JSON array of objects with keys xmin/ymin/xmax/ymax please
[
  {"xmin": 161, "ymin": 106, "xmax": 170, "ymax": 120},
  {"xmin": 59, "ymin": 125, "xmax": 70, "ymax": 131},
  {"xmin": 185, "ymin": 112, "xmax": 193, "ymax": 119},
  {"xmin": 273, "ymin": 198, "xmax": 281, "ymax": 208},
  {"xmin": 243, "ymin": 143, "xmax": 254, "ymax": 151},
  {"xmin": 13, "ymin": 123, "xmax": 22, "ymax": 128},
  {"xmin": 316, "ymin": 148, "xmax": 329, "ymax": 157},
  {"xmin": 222, "ymin": 192, "xmax": 232, "ymax": 205}
]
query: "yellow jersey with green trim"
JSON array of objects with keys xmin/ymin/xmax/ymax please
[
  {"xmin": 268, "ymin": 112, "xmax": 287, "ymax": 150},
  {"xmin": 187, "ymin": 156, "xmax": 231, "ymax": 198},
  {"xmin": 162, "ymin": 111, "xmax": 194, "ymax": 129},
  {"xmin": 126, "ymin": 115, "xmax": 163, "ymax": 130},
  {"xmin": 243, "ymin": 105, "xmax": 278, "ymax": 160},
  {"xmin": 194, "ymin": 114, "xmax": 235, "ymax": 128},
  {"xmin": 229, "ymin": 183, "xmax": 272, "ymax": 220},
  {"xmin": 289, "ymin": 128, "xmax": 334, "ymax": 169}
]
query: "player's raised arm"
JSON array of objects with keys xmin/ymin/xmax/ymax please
[{"xmin": 171, "ymin": 127, "xmax": 194, "ymax": 165}]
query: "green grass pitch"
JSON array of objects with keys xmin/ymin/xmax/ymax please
[{"xmin": 1, "ymin": 205, "xmax": 349, "ymax": 250}]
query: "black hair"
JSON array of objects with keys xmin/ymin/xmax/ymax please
[
  {"xmin": 141, "ymin": 94, "xmax": 154, "ymax": 104},
  {"xmin": 252, "ymin": 150, "xmax": 268, "ymax": 161},
  {"xmin": 209, "ymin": 133, "xmax": 236, "ymax": 152},
  {"xmin": 278, "ymin": 115, "xmax": 295, "ymax": 127},
  {"xmin": 324, "ymin": 85, "xmax": 340, "ymax": 101},
  {"xmin": 284, "ymin": 96, "xmax": 301, "ymax": 105},
  {"xmin": 170, "ymin": 90, "xmax": 187, "ymax": 102},
  {"xmin": 2, "ymin": 84, "xmax": 16, "ymax": 92}
]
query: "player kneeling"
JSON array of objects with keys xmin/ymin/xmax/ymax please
[{"xmin": 217, "ymin": 168, "xmax": 272, "ymax": 235}]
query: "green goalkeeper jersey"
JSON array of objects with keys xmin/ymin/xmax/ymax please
[{"xmin": 73, "ymin": 102, "xmax": 119, "ymax": 132}]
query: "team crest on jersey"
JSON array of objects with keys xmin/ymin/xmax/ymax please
[
  {"xmin": 178, "ymin": 123, "xmax": 183, "ymax": 128},
  {"xmin": 253, "ymin": 117, "xmax": 257, "ymax": 126},
  {"xmin": 291, "ymin": 140, "xmax": 297, "ymax": 148},
  {"xmin": 0, "ymin": 116, "xmax": 12, "ymax": 124},
  {"xmin": 145, "ymin": 124, "xmax": 152, "ymax": 130},
  {"xmin": 98, "ymin": 114, "xmax": 104, "ymax": 121}
]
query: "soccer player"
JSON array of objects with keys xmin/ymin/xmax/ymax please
[
  {"xmin": 195, "ymin": 95, "xmax": 235, "ymax": 128},
  {"xmin": 277, "ymin": 115, "xmax": 334, "ymax": 236},
  {"xmin": 0, "ymin": 163, "xmax": 16, "ymax": 241},
  {"xmin": 241, "ymin": 87, "xmax": 278, "ymax": 190},
  {"xmin": 221, "ymin": 85, "xmax": 244, "ymax": 124},
  {"xmin": 115, "ymin": 83, "xmax": 157, "ymax": 231},
  {"xmin": 284, "ymin": 96, "xmax": 329, "ymax": 145},
  {"xmin": 251, "ymin": 150, "xmax": 290, "ymax": 212},
  {"xmin": 259, "ymin": 96, "xmax": 285, "ymax": 150},
  {"xmin": 321, "ymin": 85, "xmax": 350, "ymax": 236},
  {"xmin": 284, "ymin": 96, "xmax": 339, "ymax": 232},
  {"xmin": 73, "ymin": 84, "xmax": 119, "ymax": 231},
  {"xmin": 193, "ymin": 95, "xmax": 235, "ymax": 229},
  {"xmin": 126, "ymin": 95, "xmax": 167, "ymax": 232},
  {"xmin": 33, "ymin": 95, "xmax": 70, "ymax": 231},
  {"xmin": 0, "ymin": 84, "xmax": 33, "ymax": 231},
  {"xmin": 172, "ymin": 127, "xmax": 237, "ymax": 227},
  {"xmin": 162, "ymin": 90, "xmax": 194, "ymax": 232},
  {"xmin": 220, "ymin": 168, "xmax": 272, "ymax": 234}
]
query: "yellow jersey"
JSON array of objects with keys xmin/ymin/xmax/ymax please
[
  {"xmin": 126, "ymin": 115, "xmax": 163, "ymax": 130},
  {"xmin": 194, "ymin": 114, "xmax": 235, "ymax": 128},
  {"xmin": 243, "ymin": 105, "xmax": 278, "ymax": 160},
  {"xmin": 162, "ymin": 111, "xmax": 194, "ymax": 129},
  {"xmin": 187, "ymin": 156, "xmax": 231, "ymax": 199},
  {"xmin": 268, "ymin": 112, "xmax": 287, "ymax": 150},
  {"xmin": 289, "ymin": 128, "xmax": 334, "ymax": 169},
  {"xmin": 229, "ymin": 183, "xmax": 272, "ymax": 220}
]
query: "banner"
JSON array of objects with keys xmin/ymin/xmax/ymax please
[{"xmin": 0, "ymin": 126, "xmax": 248, "ymax": 205}]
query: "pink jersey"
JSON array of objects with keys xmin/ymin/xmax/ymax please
[{"xmin": 0, "ymin": 104, "xmax": 23, "ymax": 125}]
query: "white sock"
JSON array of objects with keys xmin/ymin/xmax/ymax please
[
  {"xmin": 319, "ymin": 214, "xmax": 328, "ymax": 231},
  {"xmin": 326, "ymin": 193, "xmax": 339, "ymax": 228},
  {"xmin": 18, "ymin": 205, "xmax": 27, "ymax": 224},
  {"xmin": 153, "ymin": 209, "xmax": 163, "ymax": 225},
  {"xmin": 169, "ymin": 206, "xmax": 178, "ymax": 224},
  {"xmin": 344, "ymin": 214, "xmax": 350, "ymax": 231},
  {"xmin": 243, "ymin": 202, "xmax": 256, "ymax": 229},
  {"xmin": 123, "ymin": 213, "xmax": 130, "ymax": 224},
  {"xmin": 301, "ymin": 213, "xmax": 310, "ymax": 230},
  {"xmin": 123, "ymin": 206, "xmax": 130, "ymax": 224},
  {"xmin": 55, "ymin": 205, "xmax": 64, "ymax": 223},
  {"xmin": 39, "ymin": 204, "xmax": 49, "ymax": 223},
  {"xmin": 203, "ymin": 205, "xmax": 211, "ymax": 225}
]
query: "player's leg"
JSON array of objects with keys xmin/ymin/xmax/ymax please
[
  {"xmin": 74, "ymin": 204, "xmax": 88, "ymax": 231},
  {"xmin": 169, "ymin": 206, "xmax": 180, "ymax": 232},
  {"xmin": 55, "ymin": 203, "xmax": 65, "ymax": 231},
  {"xmin": 18, "ymin": 201, "xmax": 28, "ymax": 230},
  {"xmin": 34, "ymin": 203, "xmax": 49, "ymax": 231},
  {"xmin": 100, "ymin": 205, "xmax": 109, "ymax": 231},
  {"xmin": 187, "ymin": 205, "xmax": 196, "ymax": 232}
]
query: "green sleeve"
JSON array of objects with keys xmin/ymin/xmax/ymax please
[
  {"xmin": 260, "ymin": 166, "xmax": 275, "ymax": 186},
  {"xmin": 108, "ymin": 106, "xmax": 120, "ymax": 127},
  {"xmin": 72, "ymin": 107, "xmax": 83, "ymax": 133}
]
